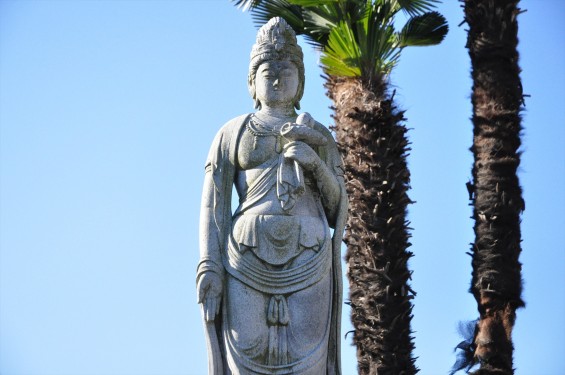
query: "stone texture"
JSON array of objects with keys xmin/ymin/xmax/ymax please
[{"xmin": 197, "ymin": 17, "xmax": 347, "ymax": 374}]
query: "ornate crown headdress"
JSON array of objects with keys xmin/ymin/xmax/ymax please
[{"xmin": 250, "ymin": 17, "xmax": 303, "ymax": 64}]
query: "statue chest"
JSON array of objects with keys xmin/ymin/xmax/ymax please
[{"xmin": 237, "ymin": 130, "xmax": 282, "ymax": 170}]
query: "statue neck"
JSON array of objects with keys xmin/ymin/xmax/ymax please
[{"xmin": 257, "ymin": 106, "xmax": 297, "ymax": 120}]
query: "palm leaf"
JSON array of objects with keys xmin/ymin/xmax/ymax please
[
  {"xmin": 231, "ymin": 0, "xmax": 448, "ymax": 79},
  {"xmin": 300, "ymin": 5, "xmax": 341, "ymax": 46},
  {"xmin": 397, "ymin": 11, "xmax": 448, "ymax": 47},
  {"xmin": 355, "ymin": 4, "xmax": 401, "ymax": 77},
  {"xmin": 397, "ymin": 0, "xmax": 440, "ymax": 17},
  {"xmin": 346, "ymin": 0, "xmax": 373, "ymax": 22},
  {"xmin": 372, "ymin": 0, "xmax": 398, "ymax": 25},
  {"xmin": 232, "ymin": 0, "xmax": 262, "ymax": 11},
  {"xmin": 248, "ymin": 0, "xmax": 306, "ymax": 35},
  {"xmin": 244, "ymin": 0, "xmax": 336, "ymax": 49},
  {"xmin": 293, "ymin": 0, "xmax": 369, "ymax": 35},
  {"xmin": 287, "ymin": 0, "xmax": 338, "ymax": 5},
  {"xmin": 366, "ymin": 23, "xmax": 400, "ymax": 76},
  {"xmin": 321, "ymin": 21, "xmax": 361, "ymax": 77},
  {"xmin": 289, "ymin": 1, "xmax": 354, "ymax": 48},
  {"xmin": 309, "ymin": 1, "xmax": 404, "ymax": 78}
]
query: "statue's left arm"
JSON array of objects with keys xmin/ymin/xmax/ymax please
[
  {"xmin": 197, "ymin": 138, "xmax": 226, "ymax": 322},
  {"xmin": 315, "ymin": 126, "xmax": 344, "ymax": 226},
  {"xmin": 282, "ymin": 127, "xmax": 342, "ymax": 226}
]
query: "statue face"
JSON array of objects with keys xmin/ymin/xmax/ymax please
[{"xmin": 254, "ymin": 60, "xmax": 299, "ymax": 108}]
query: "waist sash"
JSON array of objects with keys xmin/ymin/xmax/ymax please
[{"xmin": 224, "ymin": 231, "xmax": 330, "ymax": 295}]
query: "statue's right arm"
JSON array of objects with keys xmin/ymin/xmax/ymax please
[{"xmin": 197, "ymin": 159, "xmax": 224, "ymax": 322}]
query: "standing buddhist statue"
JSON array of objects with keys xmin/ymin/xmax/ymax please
[{"xmin": 197, "ymin": 17, "xmax": 347, "ymax": 374}]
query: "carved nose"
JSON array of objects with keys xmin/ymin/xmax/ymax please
[{"xmin": 273, "ymin": 78, "xmax": 279, "ymax": 88}]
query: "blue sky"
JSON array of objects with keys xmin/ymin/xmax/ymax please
[{"xmin": 0, "ymin": 1, "xmax": 563, "ymax": 374}]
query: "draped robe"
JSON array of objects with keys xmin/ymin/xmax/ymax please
[{"xmin": 199, "ymin": 114, "xmax": 347, "ymax": 374}]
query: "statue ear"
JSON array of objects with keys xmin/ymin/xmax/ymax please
[
  {"xmin": 248, "ymin": 74, "xmax": 256, "ymax": 100},
  {"xmin": 293, "ymin": 73, "xmax": 304, "ymax": 110},
  {"xmin": 248, "ymin": 74, "xmax": 261, "ymax": 109}
]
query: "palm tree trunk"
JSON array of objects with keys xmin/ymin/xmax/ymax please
[
  {"xmin": 327, "ymin": 76, "xmax": 417, "ymax": 375},
  {"xmin": 464, "ymin": 0, "xmax": 525, "ymax": 373}
]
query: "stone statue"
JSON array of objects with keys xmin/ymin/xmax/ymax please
[{"xmin": 197, "ymin": 17, "xmax": 347, "ymax": 374}]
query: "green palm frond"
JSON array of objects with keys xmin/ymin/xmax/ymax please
[
  {"xmin": 369, "ymin": 26, "xmax": 401, "ymax": 75},
  {"xmin": 372, "ymin": 0, "xmax": 399, "ymax": 24},
  {"xmin": 300, "ymin": 5, "xmax": 341, "ymax": 46},
  {"xmin": 288, "ymin": 1, "xmax": 365, "ymax": 48},
  {"xmin": 397, "ymin": 0, "xmax": 440, "ymax": 16},
  {"xmin": 232, "ymin": 0, "xmax": 448, "ymax": 80},
  {"xmin": 321, "ymin": 21, "xmax": 362, "ymax": 77},
  {"xmin": 290, "ymin": 0, "xmax": 368, "ymax": 20},
  {"xmin": 397, "ymin": 11, "xmax": 448, "ymax": 47},
  {"xmin": 356, "ymin": 5, "xmax": 399, "ymax": 76},
  {"xmin": 244, "ymin": 0, "xmax": 338, "ymax": 48},
  {"xmin": 287, "ymin": 0, "xmax": 338, "ymax": 6},
  {"xmin": 232, "ymin": 0, "xmax": 262, "ymax": 11},
  {"xmin": 248, "ymin": 0, "xmax": 306, "ymax": 36}
]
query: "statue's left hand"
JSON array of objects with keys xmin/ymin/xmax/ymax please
[
  {"xmin": 197, "ymin": 271, "xmax": 223, "ymax": 322},
  {"xmin": 283, "ymin": 141, "xmax": 322, "ymax": 172}
]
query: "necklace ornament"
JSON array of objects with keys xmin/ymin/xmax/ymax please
[{"xmin": 246, "ymin": 114, "xmax": 287, "ymax": 151}]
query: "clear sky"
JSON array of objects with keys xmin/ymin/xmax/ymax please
[{"xmin": 0, "ymin": 1, "xmax": 563, "ymax": 374}]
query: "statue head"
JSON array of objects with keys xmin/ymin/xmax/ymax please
[{"xmin": 248, "ymin": 17, "xmax": 305, "ymax": 110}]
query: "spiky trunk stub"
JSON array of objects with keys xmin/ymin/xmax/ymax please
[
  {"xmin": 327, "ymin": 76, "xmax": 416, "ymax": 375},
  {"xmin": 464, "ymin": 0, "xmax": 525, "ymax": 373}
]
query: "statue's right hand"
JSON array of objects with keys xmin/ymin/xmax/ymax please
[{"xmin": 197, "ymin": 272, "xmax": 223, "ymax": 322}]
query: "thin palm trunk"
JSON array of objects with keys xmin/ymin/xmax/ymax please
[
  {"xmin": 328, "ymin": 76, "xmax": 416, "ymax": 375},
  {"xmin": 464, "ymin": 0, "xmax": 525, "ymax": 373}
]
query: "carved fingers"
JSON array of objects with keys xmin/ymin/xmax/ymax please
[
  {"xmin": 197, "ymin": 272, "xmax": 223, "ymax": 322},
  {"xmin": 283, "ymin": 141, "xmax": 322, "ymax": 172},
  {"xmin": 203, "ymin": 296, "xmax": 221, "ymax": 322}
]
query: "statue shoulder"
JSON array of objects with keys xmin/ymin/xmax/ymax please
[
  {"xmin": 215, "ymin": 114, "xmax": 251, "ymax": 139},
  {"xmin": 209, "ymin": 114, "xmax": 250, "ymax": 149},
  {"xmin": 310, "ymin": 120, "xmax": 344, "ymax": 173},
  {"xmin": 311, "ymin": 120, "xmax": 337, "ymax": 147},
  {"xmin": 206, "ymin": 114, "xmax": 250, "ymax": 167}
]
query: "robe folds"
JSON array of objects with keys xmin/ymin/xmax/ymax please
[{"xmin": 199, "ymin": 114, "xmax": 347, "ymax": 374}]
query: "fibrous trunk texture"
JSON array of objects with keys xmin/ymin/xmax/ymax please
[
  {"xmin": 464, "ymin": 0, "xmax": 525, "ymax": 373},
  {"xmin": 327, "ymin": 76, "xmax": 417, "ymax": 375}
]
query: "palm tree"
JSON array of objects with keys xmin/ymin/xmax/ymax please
[
  {"xmin": 453, "ymin": 0, "xmax": 525, "ymax": 374},
  {"xmin": 232, "ymin": 1, "xmax": 447, "ymax": 374}
]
